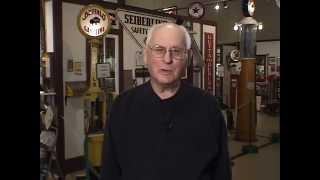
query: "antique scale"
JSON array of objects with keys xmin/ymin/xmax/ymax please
[{"xmin": 78, "ymin": 4, "xmax": 111, "ymax": 133}]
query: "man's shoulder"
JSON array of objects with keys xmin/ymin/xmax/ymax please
[
  {"xmin": 115, "ymin": 83, "xmax": 149, "ymax": 103},
  {"xmin": 184, "ymin": 82, "xmax": 216, "ymax": 101}
]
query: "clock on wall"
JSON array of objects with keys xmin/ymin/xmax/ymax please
[
  {"xmin": 188, "ymin": 2, "xmax": 205, "ymax": 19},
  {"xmin": 242, "ymin": 0, "xmax": 255, "ymax": 17}
]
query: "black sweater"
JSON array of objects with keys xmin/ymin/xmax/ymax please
[{"xmin": 100, "ymin": 81, "xmax": 231, "ymax": 180}]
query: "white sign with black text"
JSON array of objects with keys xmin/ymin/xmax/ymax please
[
  {"xmin": 116, "ymin": 9, "xmax": 174, "ymax": 48},
  {"xmin": 97, "ymin": 63, "xmax": 111, "ymax": 78},
  {"xmin": 116, "ymin": 8, "xmax": 174, "ymax": 70},
  {"xmin": 78, "ymin": 4, "xmax": 111, "ymax": 38}
]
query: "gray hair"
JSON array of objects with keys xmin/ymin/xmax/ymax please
[{"xmin": 145, "ymin": 22, "xmax": 191, "ymax": 49}]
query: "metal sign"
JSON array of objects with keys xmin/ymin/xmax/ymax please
[
  {"xmin": 204, "ymin": 32, "xmax": 214, "ymax": 93},
  {"xmin": 116, "ymin": 9, "xmax": 174, "ymax": 48},
  {"xmin": 188, "ymin": 2, "xmax": 205, "ymax": 19},
  {"xmin": 97, "ymin": 63, "xmax": 111, "ymax": 78},
  {"xmin": 78, "ymin": 4, "xmax": 111, "ymax": 38}
]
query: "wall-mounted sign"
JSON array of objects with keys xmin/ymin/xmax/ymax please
[
  {"xmin": 78, "ymin": 4, "xmax": 111, "ymax": 38},
  {"xmin": 188, "ymin": 2, "xmax": 205, "ymax": 19},
  {"xmin": 116, "ymin": 9, "xmax": 173, "ymax": 48},
  {"xmin": 116, "ymin": 8, "xmax": 174, "ymax": 73},
  {"xmin": 230, "ymin": 49, "xmax": 240, "ymax": 62},
  {"xmin": 204, "ymin": 32, "xmax": 214, "ymax": 93},
  {"xmin": 97, "ymin": 63, "xmax": 111, "ymax": 78}
]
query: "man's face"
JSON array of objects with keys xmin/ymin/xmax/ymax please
[{"xmin": 144, "ymin": 26, "xmax": 187, "ymax": 87}]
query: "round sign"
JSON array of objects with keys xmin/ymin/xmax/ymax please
[
  {"xmin": 242, "ymin": 0, "xmax": 255, "ymax": 17},
  {"xmin": 78, "ymin": 4, "xmax": 111, "ymax": 38},
  {"xmin": 230, "ymin": 49, "xmax": 240, "ymax": 61},
  {"xmin": 188, "ymin": 2, "xmax": 205, "ymax": 19}
]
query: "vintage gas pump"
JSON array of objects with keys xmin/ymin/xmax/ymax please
[
  {"xmin": 233, "ymin": 0, "xmax": 263, "ymax": 153},
  {"xmin": 78, "ymin": 4, "xmax": 111, "ymax": 133},
  {"xmin": 77, "ymin": 5, "xmax": 111, "ymax": 179}
]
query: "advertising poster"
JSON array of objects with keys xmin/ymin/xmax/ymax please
[{"xmin": 204, "ymin": 32, "xmax": 214, "ymax": 93}]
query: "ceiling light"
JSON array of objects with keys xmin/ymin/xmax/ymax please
[
  {"xmin": 233, "ymin": 23, "xmax": 239, "ymax": 31},
  {"xmin": 215, "ymin": 3, "xmax": 220, "ymax": 10}
]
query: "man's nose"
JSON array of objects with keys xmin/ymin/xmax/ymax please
[{"xmin": 163, "ymin": 50, "xmax": 173, "ymax": 64}]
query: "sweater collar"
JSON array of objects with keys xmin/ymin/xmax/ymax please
[{"xmin": 144, "ymin": 80, "xmax": 188, "ymax": 104}]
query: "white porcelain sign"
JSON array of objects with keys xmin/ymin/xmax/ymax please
[{"xmin": 78, "ymin": 4, "xmax": 110, "ymax": 38}]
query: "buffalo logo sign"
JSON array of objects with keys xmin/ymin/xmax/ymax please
[{"xmin": 78, "ymin": 4, "xmax": 111, "ymax": 38}]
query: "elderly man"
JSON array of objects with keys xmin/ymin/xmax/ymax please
[{"xmin": 100, "ymin": 22, "xmax": 231, "ymax": 180}]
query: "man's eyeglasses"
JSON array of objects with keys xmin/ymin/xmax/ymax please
[{"xmin": 148, "ymin": 45, "xmax": 187, "ymax": 60}]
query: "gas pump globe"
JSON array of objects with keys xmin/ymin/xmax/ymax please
[{"xmin": 234, "ymin": 17, "xmax": 263, "ymax": 59}]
